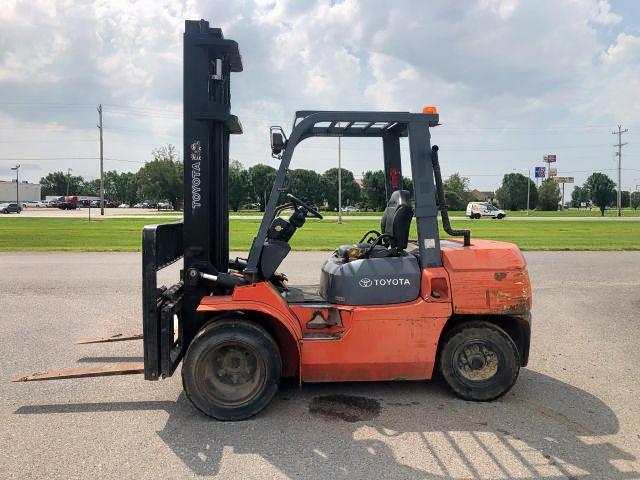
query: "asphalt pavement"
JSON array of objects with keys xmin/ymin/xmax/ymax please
[{"xmin": 1, "ymin": 251, "xmax": 639, "ymax": 479}]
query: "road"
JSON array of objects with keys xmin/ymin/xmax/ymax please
[{"xmin": 1, "ymin": 252, "xmax": 639, "ymax": 479}]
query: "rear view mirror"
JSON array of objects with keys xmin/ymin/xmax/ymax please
[{"xmin": 270, "ymin": 126, "xmax": 287, "ymax": 157}]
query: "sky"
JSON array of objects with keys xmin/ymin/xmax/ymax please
[{"xmin": 0, "ymin": 0, "xmax": 639, "ymax": 194}]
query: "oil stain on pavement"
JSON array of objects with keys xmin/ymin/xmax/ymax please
[{"xmin": 309, "ymin": 394, "xmax": 381, "ymax": 422}]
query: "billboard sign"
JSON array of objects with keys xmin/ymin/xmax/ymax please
[
  {"xmin": 555, "ymin": 177, "xmax": 574, "ymax": 183},
  {"xmin": 534, "ymin": 166, "xmax": 546, "ymax": 178},
  {"xmin": 544, "ymin": 154, "xmax": 557, "ymax": 163},
  {"xmin": 549, "ymin": 168, "xmax": 558, "ymax": 177}
]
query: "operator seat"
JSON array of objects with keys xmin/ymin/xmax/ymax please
[
  {"xmin": 337, "ymin": 189, "xmax": 414, "ymax": 260},
  {"xmin": 320, "ymin": 190, "xmax": 420, "ymax": 305}
]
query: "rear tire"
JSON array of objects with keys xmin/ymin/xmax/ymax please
[
  {"xmin": 182, "ymin": 319, "xmax": 281, "ymax": 421},
  {"xmin": 473, "ymin": 213, "xmax": 481, "ymax": 219},
  {"xmin": 497, "ymin": 213, "xmax": 505, "ymax": 219},
  {"xmin": 440, "ymin": 322, "xmax": 519, "ymax": 401}
]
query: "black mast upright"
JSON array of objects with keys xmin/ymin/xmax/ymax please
[{"xmin": 182, "ymin": 20, "xmax": 242, "ymax": 338}]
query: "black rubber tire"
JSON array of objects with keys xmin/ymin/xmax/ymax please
[
  {"xmin": 497, "ymin": 213, "xmax": 505, "ymax": 219},
  {"xmin": 2, "ymin": 209, "xmax": 7, "ymax": 214},
  {"xmin": 473, "ymin": 213, "xmax": 481, "ymax": 219},
  {"xmin": 182, "ymin": 319, "xmax": 281, "ymax": 421},
  {"xmin": 440, "ymin": 322, "xmax": 519, "ymax": 401}
]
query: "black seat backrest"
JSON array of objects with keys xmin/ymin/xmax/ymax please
[{"xmin": 380, "ymin": 190, "xmax": 413, "ymax": 250}]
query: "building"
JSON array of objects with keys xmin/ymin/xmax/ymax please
[
  {"xmin": 0, "ymin": 180, "xmax": 42, "ymax": 203},
  {"xmin": 470, "ymin": 189, "xmax": 496, "ymax": 203}
]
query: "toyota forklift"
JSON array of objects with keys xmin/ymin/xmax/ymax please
[{"xmin": 14, "ymin": 20, "xmax": 532, "ymax": 421}]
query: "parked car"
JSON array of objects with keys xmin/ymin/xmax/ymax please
[
  {"xmin": 342, "ymin": 205, "xmax": 360, "ymax": 213},
  {"xmin": 118, "ymin": 203, "xmax": 130, "ymax": 208},
  {"xmin": 22, "ymin": 201, "xmax": 44, "ymax": 208},
  {"xmin": 157, "ymin": 202, "xmax": 173, "ymax": 210},
  {"xmin": 466, "ymin": 202, "xmax": 506, "ymax": 219},
  {"xmin": 0, "ymin": 202, "xmax": 22, "ymax": 214}
]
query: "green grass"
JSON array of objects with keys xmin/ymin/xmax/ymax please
[
  {"xmin": 124, "ymin": 208, "xmax": 640, "ymax": 218},
  {"xmin": 489, "ymin": 208, "xmax": 640, "ymax": 217},
  {"xmin": 0, "ymin": 217, "xmax": 638, "ymax": 252}
]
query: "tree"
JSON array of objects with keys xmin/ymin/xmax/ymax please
[
  {"xmin": 444, "ymin": 173, "xmax": 472, "ymax": 211},
  {"xmin": 537, "ymin": 178, "xmax": 561, "ymax": 211},
  {"xmin": 228, "ymin": 160, "xmax": 249, "ymax": 211},
  {"xmin": 104, "ymin": 170, "xmax": 139, "ymax": 205},
  {"xmin": 80, "ymin": 179, "xmax": 100, "ymax": 196},
  {"xmin": 402, "ymin": 177, "xmax": 413, "ymax": 196},
  {"xmin": 621, "ymin": 190, "xmax": 630, "ymax": 209},
  {"xmin": 571, "ymin": 185, "xmax": 590, "ymax": 208},
  {"xmin": 248, "ymin": 164, "xmax": 277, "ymax": 211},
  {"xmin": 631, "ymin": 191, "xmax": 640, "ymax": 210},
  {"xmin": 137, "ymin": 144, "xmax": 183, "ymax": 210},
  {"xmin": 40, "ymin": 171, "xmax": 85, "ymax": 197},
  {"xmin": 495, "ymin": 173, "xmax": 537, "ymax": 211},
  {"xmin": 321, "ymin": 168, "xmax": 360, "ymax": 211},
  {"xmin": 584, "ymin": 172, "xmax": 616, "ymax": 216},
  {"xmin": 288, "ymin": 168, "xmax": 324, "ymax": 207},
  {"xmin": 361, "ymin": 170, "xmax": 387, "ymax": 211}
]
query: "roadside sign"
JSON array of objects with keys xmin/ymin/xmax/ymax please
[
  {"xmin": 554, "ymin": 177, "xmax": 574, "ymax": 183},
  {"xmin": 535, "ymin": 166, "xmax": 546, "ymax": 178},
  {"xmin": 544, "ymin": 154, "xmax": 557, "ymax": 163},
  {"xmin": 549, "ymin": 168, "xmax": 557, "ymax": 177}
]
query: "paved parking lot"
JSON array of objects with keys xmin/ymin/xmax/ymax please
[{"xmin": 1, "ymin": 251, "xmax": 639, "ymax": 479}]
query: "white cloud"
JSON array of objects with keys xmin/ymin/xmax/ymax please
[{"xmin": 0, "ymin": 0, "xmax": 638, "ymax": 190}]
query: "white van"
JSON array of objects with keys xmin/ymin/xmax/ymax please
[{"xmin": 466, "ymin": 202, "xmax": 506, "ymax": 219}]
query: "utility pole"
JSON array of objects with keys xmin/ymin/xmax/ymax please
[
  {"xmin": 337, "ymin": 135, "xmax": 342, "ymax": 224},
  {"xmin": 10, "ymin": 164, "xmax": 20, "ymax": 205},
  {"xmin": 66, "ymin": 168, "xmax": 72, "ymax": 196},
  {"xmin": 612, "ymin": 125, "xmax": 628, "ymax": 217},
  {"xmin": 97, "ymin": 104, "xmax": 104, "ymax": 216}
]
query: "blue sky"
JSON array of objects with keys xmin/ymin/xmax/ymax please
[{"xmin": 0, "ymin": 0, "xmax": 639, "ymax": 193}]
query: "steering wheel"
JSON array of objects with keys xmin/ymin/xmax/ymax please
[{"xmin": 286, "ymin": 193, "xmax": 323, "ymax": 219}]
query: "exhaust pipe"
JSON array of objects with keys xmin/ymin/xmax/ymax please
[{"xmin": 431, "ymin": 145, "xmax": 471, "ymax": 247}]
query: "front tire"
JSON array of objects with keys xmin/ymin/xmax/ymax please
[
  {"xmin": 182, "ymin": 319, "xmax": 281, "ymax": 421},
  {"xmin": 440, "ymin": 322, "xmax": 519, "ymax": 401}
]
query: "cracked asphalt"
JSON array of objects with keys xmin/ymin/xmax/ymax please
[{"xmin": 1, "ymin": 251, "xmax": 639, "ymax": 479}]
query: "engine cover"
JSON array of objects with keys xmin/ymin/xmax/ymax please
[{"xmin": 320, "ymin": 254, "xmax": 421, "ymax": 305}]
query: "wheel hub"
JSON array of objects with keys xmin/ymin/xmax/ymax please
[
  {"xmin": 456, "ymin": 342, "xmax": 499, "ymax": 381},
  {"xmin": 197, "ymin": 341, "xmax": 266, "ymax": 406},
  {"xmin": 216, "ymin": 347, "xmax": 255, "ymax": 385}
]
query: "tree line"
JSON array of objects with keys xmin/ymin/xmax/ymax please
[
  {"xmin": 40, "ymin": 145, "xmax": 183, "ymax": 209},
  {"xmin": 491, "ymin": 171, "xmax": 639, "ymax": 215},
  {"xmin": 40, "ymin": 143, "xmax": 640, "ymax": 214}
]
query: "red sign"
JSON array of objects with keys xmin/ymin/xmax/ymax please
[
  {"xmin": 389, "ymin": 167, "xmax": 400, "ymax": 190},
  {"xmin": 544, "ymin": 154, "xmax": 557, "ymax": 163}
]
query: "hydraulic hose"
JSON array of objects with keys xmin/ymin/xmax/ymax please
[{"xmin": 431, "ymin": 145, "xmax": 471, "ymax": 246}]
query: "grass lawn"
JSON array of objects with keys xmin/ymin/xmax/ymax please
[
  {"xmin": 128, "ymin": 208, "xmax": 640, "ymax": 218},
  {"xmin": 0, "ymin": 217, "xmax": 638, "ymax": 252}
]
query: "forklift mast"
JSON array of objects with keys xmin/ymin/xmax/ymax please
[{"xmin": 141, "ymin": 20, "xmax": 243, "ymax": 380}]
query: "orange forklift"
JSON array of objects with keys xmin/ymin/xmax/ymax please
[{"xmin": 14, "ymin": 20, "xmax": 532, "ymax": 421}]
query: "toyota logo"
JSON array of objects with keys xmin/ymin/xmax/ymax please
[{"xmin": 359, "ymin": 278, "xmax": 372, "ymax": 288}]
